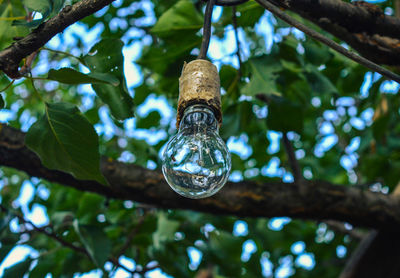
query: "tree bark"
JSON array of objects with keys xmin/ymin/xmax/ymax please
[
  {"xmin": 339, "ymin": 230, "xmax": 400, "ymax": 278},
  {"xmin": 339, "ymin": 185, "xmax": 400, "ymax": 278},
  {"xmin": 269, "ymin": 0, "xmax": 400, "ymax": 65},
  {"xmin": 1, "ymin": 124, "xmax": 400, "ymax": 229},
  {"xmin": 1, "ymin": 0, "xmax": 400, "ymax": 79},
  {"xmin": 0, "ymin": 0, "xmax": 115, "ymax": 78}
]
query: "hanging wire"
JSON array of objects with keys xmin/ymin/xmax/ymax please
[
  {"xmin": 198, "ymin": 0, "xmax": 217, "ymax": 60},
  {"xmin": 197, "ymin": 0, "xmax": 248, "ymax": 60}
]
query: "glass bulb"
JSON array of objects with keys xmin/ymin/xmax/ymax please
[{"xmin": 162, "ymin": 104, "xmax": 231, "ymax": 199}]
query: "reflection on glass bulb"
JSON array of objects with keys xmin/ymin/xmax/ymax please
[{"xmin": 162, "ymin": 104, "xmax": 231, "ymax": 199}]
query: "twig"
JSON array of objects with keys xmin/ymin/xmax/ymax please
[
  {"xmin": 0, "ymin": 0, "xmax": 115, "ymax": 78},
  {"xmin": 282, "ymin": 132, "xmax": 302, "ymax": 184},
  {"xmin": 232, "ymin": 6, "xmax": 243, "ymax": 77},
  {"xmin": 255, "ymin": 0, "xmax": 400, "ymax": 84},
  {"xmin": 0, "ymin": 203, "xmax": 142, "ymax": 277},
  {"xmin": 19, "ymin": 50, "xmax": 39, "ymax": 76},
  {"xmin": 256, "ymin": 94, "xmax": 303, "ymax": 184},
  {"xmin": 0, "ymin": 16, "xmax": 27, "ymax": 21},
  {"xmin": 42, "ymin": 47, "xmax": 87, "ymax": 66},
  {"xmin": 28, "ymin": 75, "xmax": 44, "ymax": 102},
  {"xmin": 0, "ymin": 79, "xmax": 15, "ymax": 92},
  {"xmin": 115, "ymin": 215, "xmax": 146, "ymax": 259},
  {"xmin": 324, "ymin": 220, "xmax": 366, "ymax": 241},
  {"xmin": 339, "ymin": 231, "xmax": 378, "ymax": 278},
  {"xmin": 137, "ymin": 263, "xmax": 160, "ymax": 275},
  {"xmin": 0, "ymin": 203, "xmax": 87, "ymax": 255},
  {"xmin": 109, "ymin": 257, "xmax": 135, "ymax": 275}
]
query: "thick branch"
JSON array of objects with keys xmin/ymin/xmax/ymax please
[
  {"xmin": 1, "ymin": 125, "xmax": 400, "ymax": 229},
  {"xmin": 339, "ymin": 230, "xmax": 400, "ymax": 278},
  {"xmin": 268, "ymin": 0, "xmax": 400, "ymax": 66},
  {"xmin": 0, "ymin": 0, "xmax": 115, "ymax": 79},
  {"xmin": 256, "ymin": 0, "xmax": 400, "ymax": 83},
  {"xmin": 339, "ymin": 185, "xmax": 400, "ymax": 278}
]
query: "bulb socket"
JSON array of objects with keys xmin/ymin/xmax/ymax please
[{"xmin": 176, "ymin": 59, "xmax": 222, "ymax": 128}]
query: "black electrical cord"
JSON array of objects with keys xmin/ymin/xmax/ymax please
[
  {"xmin": 197, "ymin": 0, "xmax": 248, "ymax": 59},
  {"xmin": 198, "ymin": 0, "xmax": 216, "ymax": 60}
]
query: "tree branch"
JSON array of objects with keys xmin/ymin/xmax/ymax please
[
  {"xmin": 1, "ymin": 125, "xmax": 400, "ymax": 229},
  {"xmin": 0, "ymin": 0, "xmax": 115, "ymax": 79},
  {"xmin": 255, "ymin": 0, "xmax": 400, "ymax": 84},
  {"xmin": 267, "ymin": 0, "xmax": 400, "ymax": 66},
  {"xmin": 0, "ymin": 203, "xmax": 88, "ymax": 255},
  {"xmin": 339, "ymin": 184, "xmax": 400, "ymax": 278},
  {"xmin": 339, "ymin": 230, "xmax": 400, "ymax": 278},
  {"xmin": 0, "ymin": 202, "xmax": 150, "ymax": 276},
  {"xmin": 324, "ymin": 220, "xmax": 365, "ymax": 241},
  {"xmin": 1, "ymin": 0, "xmax": 399, "ymax": 82},
  {"xmin": 282, "ymin": 132, "xmax": 302, "ymax": 184}
]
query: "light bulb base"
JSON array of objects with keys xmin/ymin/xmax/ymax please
[{"xmin": 177, "ymin": 59, "xmax": 222, "ymax": 128}]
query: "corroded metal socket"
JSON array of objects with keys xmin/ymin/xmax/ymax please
[{"xmin": 176, "ymin": 59, "xmax": 222, "ymax": 128}]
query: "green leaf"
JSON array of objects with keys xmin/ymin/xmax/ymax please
[
  {"xmin": 0, "ymin": 3, "xmax": 28, "ymax": 49},
  {"xmin": 133, "ymin": 84, "xmax": 150, "ymax": 106},
  {"xmin": 84, "ymin": 38, "xmax": 135, "ymax": 120},
  {"xmin": 373, "ymin": 114, "xmax": 390, "ymax": 141},
  {"xmin": 221, "ymin": 104, "xmax": 240, "ymax": 139},
  {"xmin": 209, "ymin": 231, "xmax": 243, "ymax": 258},
  {"xmin": 0, "ymin": 244, "xmax": 13, "ymax": 264},
  {"xmin": 236, "ymin": 0, "xmax": 265, "ymax": 27},
  {"xmin": 0, "ymin": 93, "xmax": 4, "ymax": 109},
  {"xmin": 17, "ymin": 0, "xmax": 65, "ymax": 27},
  {"xmin": 153, "ymin": 213, "xmax": 180, "ymax": 250},
  {"xmin": 93, "ymin": 82, "xmax": 135, "ymax": 121},
  {"xmin": 360, "ymin": 154, "xmax": 388, "ymax": 182},
  {"xmin": 305, "ymin": 66, "xmax": 338, "ymax": 94},
  {"xmin": 50, "ymin": 211, "xmax": 74, "ymax": 229},
  {"xmin": 50, "ymin": 0, "xmax": 65, "ymax": 16},
  {"xmin": 281, "ymin": 60, "xmax": 302, "ymax": 73},
  {"xmin": 73, "ymin": 220, "xmax": 111, "ymax": 268},
  {"xmin": 136, "ymin": 111, "xmax": 161, "ymax": 129},
  {"xmin": 267, "ymin": 96, "xmax": 304, "ymax": 133},
  {"xmin": 14, "ymin": 0, "xmax": 52, "ymax": 27},
  {"xmin": 209, "ymin": 231, "xmax": 244, "ymax": 276},
  {"xmin": 303, "ymin": 40, "xmax": 332, "ymax": 66},
  {"xmin": 25, "ymin": 102, "xmax": 107, "ymax": 185},
  {"xmin": 151, "ymin": 0, "xmax": 203, "ymax": 38},
  {"xmin": 242, "ymin": 56, "xmax": 282, "ymax": 96},
  {"xmin": 220, "ymin": 65, "xmax": 239, "ymax": 96},
  {"xmin": 84, "ymin": 107, "xmax": 100, "ymax": 125},
  {"xmin": 23, "ymin": 0, "xmax": 51, "ymax": 14},
  {"xmin": 84, "ymin": 39, "xmax": 124, "ymax": 75},
  {"xmin": 77, "ymin": 192, "xmax": 104, "ymax": 222},
  {"xmin": 47, "ymin": 68, "xmax": 120, "ymax": 86},
  {"xmin": 137, "ymin": 37, "xmax": 200, "ymax": 74},
  {"xmin": 2, "ymin": 257, "xmax": 32, "ymax": 278},
  {"xmin": 29, "ymin": 257, "xmax": 54, "ymax": 278}
]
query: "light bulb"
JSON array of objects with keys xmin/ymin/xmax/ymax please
[{"xmin": 162, "ymin": 104, "xmax": 231, "ymax": 199}]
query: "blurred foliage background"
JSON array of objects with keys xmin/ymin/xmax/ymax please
[{"xmin": 0, "ymin": 0, "xmax": 399, "ymax": 277}]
